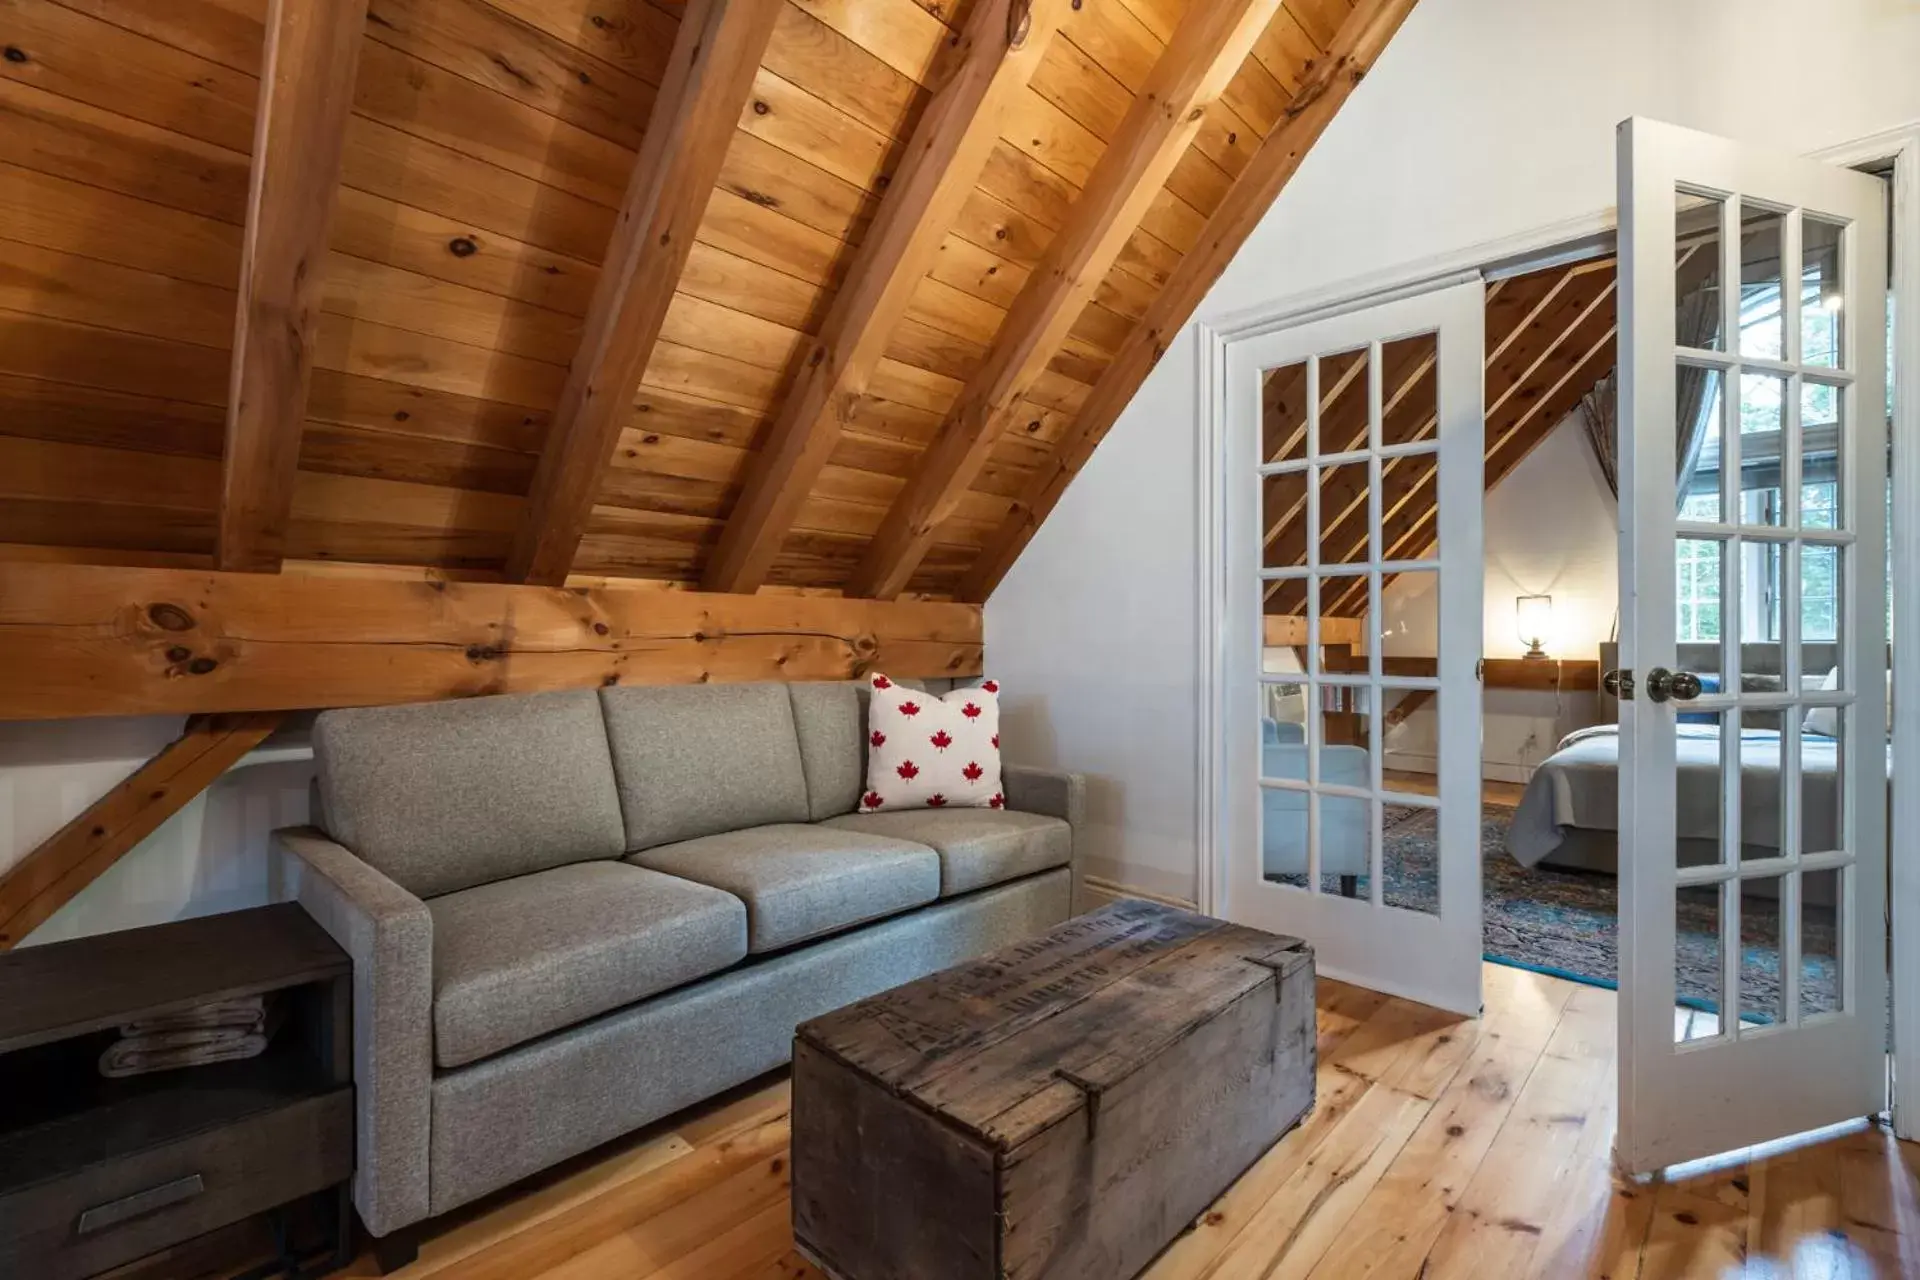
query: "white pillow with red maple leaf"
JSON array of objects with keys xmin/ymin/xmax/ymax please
[{"xmin": 860, "ymin": 674, "xmax": 1003, "ymax": 813}]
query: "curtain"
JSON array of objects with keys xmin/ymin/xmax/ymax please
[
  {"xmin": 1670, "ymin": 287, "xmax": 1721, "ymax": 508},
  {"xmin": 1578, "ymin": 373, "xmax": 1618, "ymax": 496},
  {"xmin": 1578, "ymin": 284, "xmax": 1721, "ymax": 510}
]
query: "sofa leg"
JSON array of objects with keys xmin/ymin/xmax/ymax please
[
  {"xmin": 371, "ymin": 1227, "xmax": 421, "ymax": 1274},
  {"xmin": 1338, "ymin": 875, "xmax": 1358, "ymax": 899}
]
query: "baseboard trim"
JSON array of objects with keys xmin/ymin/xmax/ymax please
[{"xmin": 1079, "ymin": 875, "xmax": 1200, "ymax": 913}]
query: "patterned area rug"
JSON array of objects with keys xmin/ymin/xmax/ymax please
[{"xmin": 1279, "ymin": 804, "xmax": 1841, "ymax": 1021}]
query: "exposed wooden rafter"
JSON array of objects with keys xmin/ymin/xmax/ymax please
[
  {"xmin": 1264, "ymin": 266, "xmax": 1589, "ymax": 617},
  {"xmin": 506, "ymin": 0, "xmax": 783, "ymax": 586},
  {"xmin": 0, "ymin": 713, "xmax": 284, "ymax": 947},
  {"xmin": 217, "ymin": 0, "xmax": 370, "ymax": 573},
  {"xmin": 851, "ymin": 0, "xmax": 1286, "ymax": 601},
  {"xmin": 700, "ymin": 0, "xmax": 1071, "ymax": 595},
  {"xmin": 0, "ymin": 563, "xmax": 981, "ymax": 720},
  {"xmin": 0, "ymin": 0, "xmax": 1428, "ymax": 606},
  {"xmin": 1320, "ymin": 262, "xmax": 1618, "ymax": 616},
  {"xmin": 959, "ymin": 0, "xmax": 1425, "ymax": 603}
]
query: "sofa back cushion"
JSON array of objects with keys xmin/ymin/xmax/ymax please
[
  {"xmin": 313, "ymin": 689, "xmax": 626, "ymax": 899},
  {"xmin": 787, "ymin": 682, "xmax": 864, "ymax": 820},
  {"xmin": 599, "ymin": 683, "xmax": 810, "ymax": 851}
]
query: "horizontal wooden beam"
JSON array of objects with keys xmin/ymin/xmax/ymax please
[
  {"xmin": 0, "ymin": 564, "xmax": 982, "ymax": 719},
  {"xmin": 1262, "ymin": 615, "xmax": 1364, "ymax": 648},
  {"xmin": 1324, "ymin": 652, "xmax": 1601, "ymax": 691},
  {"xmin": 218, "ymin": 0, "xmax": 370, "ymax": 573},
  {"xmin": 700, "ymin": 0, "xmax": 1069, "ymax": 595},
  {"xmin": 959, "ymin": 0, "xmax": 1424, "ymax": 602},
  {"xmin": 507, "ymin": 0, "xmax": 783, "ymax": 586},
  {"xmin": 0, "ymin": 712, "xmax": 283, "ymax": 947}
]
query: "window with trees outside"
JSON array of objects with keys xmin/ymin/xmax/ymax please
[{"xmin": 1673, "ymin": 272, "xmax": 1845, "ymax": 645}]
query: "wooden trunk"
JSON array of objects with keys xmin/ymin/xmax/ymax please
[{"xmin": 791, "ymin": 900, "xmax": 1315, "ymax": 1280}]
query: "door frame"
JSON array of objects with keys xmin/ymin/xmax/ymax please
[{"xmin": 1193, "ymin": 126, "xmax": 1920, "ymax": 1137}]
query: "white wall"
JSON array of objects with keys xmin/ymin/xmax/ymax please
[
  {"xmin": 985, "ymin": 0, "xmax": 1920, "ymax": 904},
  {"xmin": 0, "ymin": 717, "xmax": 312, "ymax": 946}
]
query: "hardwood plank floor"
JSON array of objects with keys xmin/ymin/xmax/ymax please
[{"xmin": 325, "ymin": 964, "xmax": 1920, "ymax": 1280}]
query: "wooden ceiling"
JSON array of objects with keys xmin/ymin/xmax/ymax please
[
  {"xmin": 0, "ymin": 0, "xmax": 1419, "ymax": 602},
  {"xmin": 1263, "ymin": 253, "xmax": 1618, "ymax": 623}
]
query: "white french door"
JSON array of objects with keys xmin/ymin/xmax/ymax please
[
  {"xmin": 1616, "ymin": 118, "xmax": 1890, "ymax": 1173},
  {"xmin": 1221, "ymin": 282, "xmax": 1485, "ymax": 1016}
]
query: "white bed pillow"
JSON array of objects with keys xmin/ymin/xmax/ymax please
[
  {"xmin": 1804, "ymin": 666, "xmax": 1894, "ymax": 737},
  {"xmin": 1804, "ymin": 667, "xmax": 1840, "ymax": 737},
  {"xmin": 861, "ymin": 674, "xmax": 1003, "ymax": 812}
]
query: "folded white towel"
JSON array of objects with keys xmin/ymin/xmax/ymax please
[
  {"xmin": 121, "ymin": 995, "xmax": 267, "ymax": 1038},
  {"xmin": 100, "ymin": 1029, "xmax": 268, "ymax": 1078}
]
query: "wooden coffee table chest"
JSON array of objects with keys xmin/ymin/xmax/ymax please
[{"xmin": 791, "ymin": 900, "xmax": 1315, "ymax": 1280}]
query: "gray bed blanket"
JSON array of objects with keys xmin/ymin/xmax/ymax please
[{"xmin": 1504, "ymin": 723, "xmax": 1858, "ymax": 868}]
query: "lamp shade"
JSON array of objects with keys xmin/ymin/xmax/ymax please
[{"xmin": 1516, "ymin": 594, "xmax": 1554, "ymax": 657}]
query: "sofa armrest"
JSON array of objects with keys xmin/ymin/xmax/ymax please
[
  {"xmin": 1002, "ymin": 764, "xmax": 1085, "ymax": 831},
  {"xmin": 274, "ymin": 827, "xmax": 433, "ymax": 1238}
]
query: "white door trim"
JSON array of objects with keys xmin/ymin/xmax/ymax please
[{"xmin": 1865, "ymin": 126, "xmax": 1920, "ymax": 1142}]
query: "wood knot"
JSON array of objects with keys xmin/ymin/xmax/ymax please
[
  {"xmin": 3, "ymin": 45, "xmax": 26, "ymax": 63},
  {"xmin": 166, "ymin": 646, "xmax": 192, "ymax": 663},
  {"xmin": 186, "ymin": 657, "xmax": 217, "ymax": 676},
  {"xmin": 1007, "ymin": 0, "xmax": 1032, "ymax": 45},
  {"xmin": 466, "ymin": 644, "xmax": 502, "ymax": 662},
  {"xmin": 593, "ymin": 622, "xmax": 610, "ymax": 636},
  {"xmin": 752, "ymin": 99, "xmax": 770, "ymax": 115},
  {"xmin": 147, "ymin": 602, "xmax": 197, "ymax": 632},
  {"xmin": 448, "ymin": 236, "xmax": 478, "ymax": 257}
]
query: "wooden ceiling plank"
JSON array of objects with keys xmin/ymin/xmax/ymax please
[
  {"xmin": 700, "ymin": 0, "xmax": 1071, "ymax": 593},
  {"xmin": 959, "ymin": 0, "xmax": 1423, "ymax": 603},
  {"xmin": 852, "ymin": 0, "xmax": 1288, "ymax": 600},
  {"xmin": 505, "ymin": 0, "xmax": 783, "ymax": 585},
  {"xmin": 217, "ymin": 0, "xmax": 371, "ymax": 574},
  {"xmin": 0, "ymin": 712, "xmax": 284, "ymax": 948}
]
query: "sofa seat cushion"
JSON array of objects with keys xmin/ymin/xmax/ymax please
[
  {"xmin": 628, "ymin": 824, "xmax": 939, "ymax": 954},
  {"xmin": 820, "ymin": 810, "xmax": 1070, "ymax": 897},
  {"xmin": 428, "ymin": 862, "xmax": 746, "ymax": 1069}
]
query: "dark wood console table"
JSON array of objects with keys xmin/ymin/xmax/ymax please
[{"xmin": 0, "ymin": 904, "xmax": 353, "ymax": 1279}]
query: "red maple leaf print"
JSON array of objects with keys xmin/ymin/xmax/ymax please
[
  {"xmin": 896, "ymin": 759, "xmax": 919, "ymax": 781},
  {"xmin": 862, "ymin": 791, "xmax": 884, "ymax": 810},
  {"xmin": 991, "ymin": 734, "xmax": 1000, "ymax": 749},
  {"xmin": 926, "ymin": 794, "xmax": 948, "ymax": 807},
  {"xmin": 960, "ymin": 702, "xmax": 982, "ymax": 720},
  {"xmin": 962, "ymin": 761, "xmax": 984, "ymax": 783},
  {"xmin": 988, "ymin": 792, "xmax": 1004, "ymax": 809},
  {"xmin": 929, "ymin": 729, "xmax": 952, "ymax": 751},
  {"xmin": 869, "ymin": 730, "xmax": 886, "ymax": 748},
  {"xmin": 981, "ymin": 679, "xmax": 1000, "ymax": 694},
  {"xmin": 871, "ymin": 674, "xmax": 891, "ymax": 690},
  {"xmin": 898, "ymin": 700, "xmax": 921, "ymax": 717}
]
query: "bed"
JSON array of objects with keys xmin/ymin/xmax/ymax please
[{"xmin": 1504, "ymin": 721, "xmax": 1847, "ymax": 871}]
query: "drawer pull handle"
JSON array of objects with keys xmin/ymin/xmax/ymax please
[{"xmin": 76, "ymin": 1174, "xmax": 205, "ymax": 1234}]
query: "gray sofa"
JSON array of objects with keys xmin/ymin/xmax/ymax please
[{"xmin": 272, "ymin": 680, "xmax": 1081, "ymax": 1252}]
